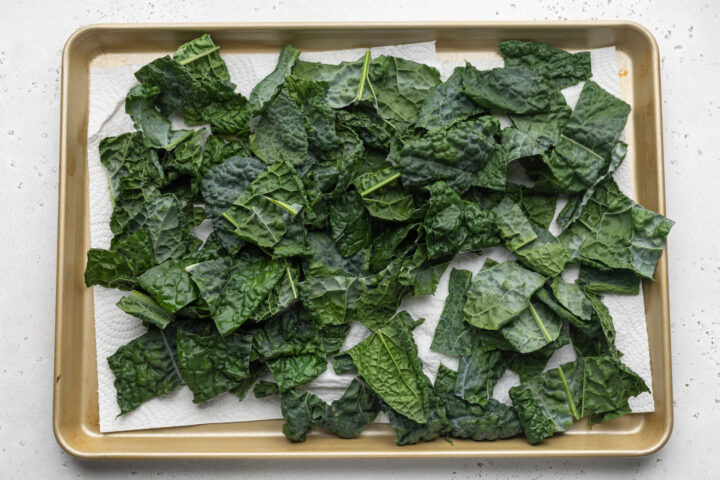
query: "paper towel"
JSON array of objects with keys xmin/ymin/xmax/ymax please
[{"xmin": 89, "ymin": 42, "xmax": 652, "ymax": 433}]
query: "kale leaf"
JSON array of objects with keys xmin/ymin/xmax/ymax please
[
  {"xmin": 463, "ymin": 261, "xmax": 546, "ymax": 330},
  {"xmin": 107, "ymin": 325, "xmax": 184, "ymax": 415},
  {"xmin": 346, "ymin": 319, "xmax": 429, "ymax": 423}
]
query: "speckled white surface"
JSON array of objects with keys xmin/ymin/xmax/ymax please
[{"xmin": 1, "ymin": 0, "xmax": 719, "ymax": 477}]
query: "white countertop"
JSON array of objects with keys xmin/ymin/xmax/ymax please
[{"xmin": 1, "ymin": 0, "xmax": 718, "ymax": 477}]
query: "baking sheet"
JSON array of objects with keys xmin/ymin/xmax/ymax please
[{"xmin": 54, "ymin": 22, "xmax": 672, "ymax": 458}]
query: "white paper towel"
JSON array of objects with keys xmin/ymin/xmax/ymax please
[{"xmin": 89, "ymin": 42, "xmax": 652, "ymax": 433}]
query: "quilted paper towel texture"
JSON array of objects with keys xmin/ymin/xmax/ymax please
[{"xmin": 88, "ymin": 42, "xmax": 652, "ymax": 433}]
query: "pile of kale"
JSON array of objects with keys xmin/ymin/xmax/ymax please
[{"xmin": 85, "ymin": 35, "xmax": 674, "ymax": 445}]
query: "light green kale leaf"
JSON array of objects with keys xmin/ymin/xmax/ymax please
[
  {"xmin": 346, "ymin": 320, "xmax": 429, "ymax": 423},
  {"xmin": 463, "ymin": 261, "xmax": 546, "ymax": 330}
]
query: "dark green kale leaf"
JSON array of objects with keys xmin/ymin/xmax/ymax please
[
  {"xmin": 320, "ymin": 324, "xmax": 352, "ymax": 356},
  {"xmin": 252, "ymin": 309, "xmax": 327, "ymax": 390},
  {"xmin": 463, "ymin": 261, "xmax": 546, "ymax": 330},
  {"xmin": 368, "ymin": 55, "xmax": 442, "ymax": 125},
  {"xmin": 223, "ymin": 160, "xmax": 310, "ymax": 249},
  {"xmin": 474, "ymin": 329, "xmax": 516, "ymax": 352},
  {"xmin": 454, "ymin": 337, "xmax": 508, "ymax": 407},
  {"xmin": 490, "ymin": 196, "xmax": 538, "ymax": 251},
  {"xmin": 249, "ymin": 44, "xmax": 301, "ymax": 112},
  {"xmin": 253, "ymin": 380, "xmax": 280, "ymax": 398},
  {"xmin": 435, "ymin": 365, "xmax": 522, "ymax": 441},
  {"xmin": 85, "ymin": 229, "xmax": 155, "ymax": 290},
  {"xmin": 201, "ymin": 135, "xmax": 251, "ymax": 175},
  {"xmin": 200, "ymin": 155, "xmax": 267, "ymax": 253},
  {"xmin": 85, "ymin": 249, "xmax": 137, "ymax": 290},
  {"xmin": 473, "ymin": 143, "xmax": 509, "ymax": 191},
  {"xmin": 386, "ymin": 310, "xmax": 426, "ymax": 331},
  {"xmin": 384, "ymin": 380, "xmax": 451, "ymax": 445},
  {"xmin": 569, "ymin": 291, "xmax": 619, "ymax": 358},
  {"xmin": 499, "ymin": 40, "xmax": 591, "ymax": 89},
  {"xmin": 534, "ymin": 287, "xmax": 584, "ymax": 326},
  {"xmin": 336, "ymin": 108, "xmax": 393, "ymax": 151},
  {"xmin": 116, "ymin": 290, "xmax": 174, "ymax": 329},
  {"xmin": 424, "ymin": 181, "xmax": 500, "ymax": 259},
  {"xmin": 280, "ymin": 378, "xmax": 381, "ymax": 442},
  {"xmin": 543, "ymin": 277, "xmax": 619, "ymax": 357},
  {"xmin": 558, "ymin": 178, "xmax": 674, "ymax": 279},
  {"xmin": 416, "ymin": 66, "xmax": 482, "ymax": 131},
  {"xmin": 508, "ymin": 332, "xmax": 570, "ymax": 382},
  {"xmin": 292, "ymin": 54, "xmax": 372, "ymax": 109},
  {"xmin": 252, "ymin": 307, "xmax": 324, "ymax": 361},
  {"xmin": 303, "ymin": 232, "xmax": 370, "ymax": 278},
  {"xmin": 133, "ymin": 34, "xmax": 235, "ymax": 124},
  {"xmin": 164, "ymin": 129, "xmax": 204, "ymax": 180},
  {"xmin": 329, "ymin": 190, "xmax": 373, "ymax": 257},
  {"xmin": 299, "ymin": 275, "xmax": 367, "ymax": 327},
  {"xmin": 492, "ymin": 197, "xmax": 570, "ymax": 277},
  {"xmin": 369, "ymin": 223, "xmax": 417, "ymax": 273},
  {"xmin": 430, "ymin": 268, "xmax": 474, "ymax": 357},
  {"xmin": 518, "ymin": 189, "xmax": 558, "ymax": 230},
  {"xmin": 345, "ymin": 318, "xmax": 429, "ymax": 423},
  {"xmin": 252, "ymin": 262, "xmax": 301, "ymax": 322},
  {"xmin": 585, "ymin": 358, "xmax": 649, "ymax": 426},
  {"xmin": 187, "ymin": 255, "xmax": 285, "ymax": 336},
  {"xmin": 125, "ymin": 83, "xmax": 194, "ymax": 150},
  {"xmin": 352, "ymin": 167, "xmax": 415, "ymax": 222},
  {"xmin": 555, "ymin": 141, "xmax": 628, "ymax": 229},
  {"xmin": 549, "ymin": 277, "xmax": 595, "ymax": 321},
  {"xmin": 391, "ymin": 117, "xmax": 499, "ymax": 194},
  {"xmin": 398, "ymin": 245, "xmax": 450, "ymax": 296},
  {"xmin": 280, "ymin": 388, "xmax": 328, "ymax": 442},
  {"xmin": 462, "ymin": 64, "xmax": 555, "ymax": 114},
  {"xmin": 137, "ymin": 258, "xmax": 198, "ymax": 313},
  {"xmin": 176, "ymin": 328, "xmax": 254, "ymax": 403},
  {"xmin": 319, "ymin": 378, "xmax": 382, "ymax": 438},
  {"xmin": 201, "ymin": 94, "xmax": 253, "ymax": 136},
  {"xmin": 541, "ymin": 81, "xmax": 631, "ymax": 193},
  {"xmin": 109, "ymin": 187, "xmax": 196, "ymax": 264},
  {"xmin": 173, "ymin": 34, "xmax": 231, "ymax": 80},
  {"xmin": 172, "ymin": 33, "xmax": 236, "ymax": 117},
  {"xmin": 329, "ymin": 127, "xmax": 366, "ymax": 196},
  {"xmin": 266, "ymin": 354, "xmax": 327, "ymax": 392},
  {"xmin": 99, "ymin": 132, "xmax": 166, "ymax": 202},
  {"xmin": 134, "ymin": 56, "xmax": 196, "ymax": 119},
  {"xmin": 508, "ymin": 358, "xmax": 584, "ymax": 444},
  {"xmin": 580, "ymin": 355, "xmax": 649, "ymax": 422},
  {"xmin": 576, "ymin": 265, "xmax": 640, "ymax": 295},
  {"xmin": 250, "ymin": 90, "xmax": 309, "ymax": 166},
  {"xmin": 107, "ymin": 325, "xmax": 184, "ymax": 415},
  {"xmin": 354, "ymin": 258, "xmax": 409, "ymax": 330},
  {"xmin": 332, "ymin": 353, "xmax": 356, "ymax": 374},
  {"xmin": 285, "ymin": 76, "xmax": 341, "ymax": 157},
  {"xmin": 501, "ymin": 127, "xmax": 547, "ymax": 163},
  {"xmin": 509, "ymin": 91, "xmax": 571, "ymax": 151},
  {"xmin": 512, "ymin": 224, "xmax": 571, "ymax": 278}
]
